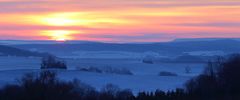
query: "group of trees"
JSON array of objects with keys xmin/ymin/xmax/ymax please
[
  {"xmin": 185, "ymin": 54, "xmax": 240, "ymax": 100},
  {"xmin": 1, "ymin": 54, "xmax": 240, "ymax": 100},
  {"xmin": 41, "ymin": 56, "xmax": 67, "ymax": 69},
  {"xmin": 0, "ymin": 70, "xmax": 188, "ymax": 100}
]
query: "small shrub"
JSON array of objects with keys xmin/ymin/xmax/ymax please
[
  {"xmin": 104, "ymin": 66, "xmax": 133, "ymax": 75},
  {"xmin": 159, "ymin": 71, "xmax": 178, "ymax": 76},
  {"xmin": 142, "ymin": 55, "xmax": 154, "ymax": 64},
  {"xmin": 78, "ymin": 67, "xmax": 103, "ymax": 73},
  {"xmin": 77, "ymin": 66, "xmax": 133, "ymax": 75}
]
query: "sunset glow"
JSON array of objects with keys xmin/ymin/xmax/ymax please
[
  {"xmin": 41, "ymin": 13, "xmax": 77, "ymax": 26},
  {"xmin": 41, "ymin": 30, "xmax": 78, "ymax": 41},
  {"xmin": 0, "ymin": 0, "xmax": 240, "ymax": 42}
]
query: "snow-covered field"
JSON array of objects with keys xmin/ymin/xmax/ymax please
[
  {"xmin": 0, "ymin": 56, "xmax": 205, "ymax": 93},
  {"xmin": 184, "ymin": 51, "xmax": 226, "ymax": 56},
  {"xmin": 68, "ymin": 51, "xmax": 166, "ymax": 59}
]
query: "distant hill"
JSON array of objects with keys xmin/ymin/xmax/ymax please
[
  {"xmin": 11, "ymin": 38, "xmax": 240, "ymax": 50},
  {"xmin": 1, "ymin": 38, "xmax": 239, "ymax": 58},
  {"xmin": 173, "ymin": 38, "xmax": 240, "ymax": 42},
  {"xmin": 0, "ymin": 45, "xmax": 50, "ymax": 57}
]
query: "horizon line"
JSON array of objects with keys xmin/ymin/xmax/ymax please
[{"xmin": 0, "ymin": 37, "xmax": 240, "ymax": 44}]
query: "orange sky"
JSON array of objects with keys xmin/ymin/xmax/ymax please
[{"xmin": 0, "ymin": 0, "xmax": 240, "ymax": 42}]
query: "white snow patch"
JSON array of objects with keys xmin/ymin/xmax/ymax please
[{"xmin": 185, "ymin": 51, "xmax": 225, "ymax": 56}]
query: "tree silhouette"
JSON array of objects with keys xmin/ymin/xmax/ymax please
[{"xmin": 41, "ymin": 55, "xmax": 67, "ymax": 69}]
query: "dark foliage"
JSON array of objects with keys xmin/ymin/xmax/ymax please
[
  {"xmin": 142, "ymin": 56, "xmax": 154, "ymax": 64},
  {"xmin": 77, "ymin": 66, "xmax": 133, "ymax": 75},
  {"xmin": 41, "ymin": 56, "xmax": 67, "ymax": 69},
  {"xmin": 185, "ymin": 54, "xmax": 240, "ymax": 100},
  {"xmin": 0, "ymin": 71, "xmax": 82, "ymax": 100},
  {"xmin": 159, "ymin": 71, "xmax": 178, "ymax": 76}
]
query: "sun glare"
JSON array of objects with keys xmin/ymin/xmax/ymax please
[
  {"xmin": 43, "ymin": 17, "xmax": 75, "ymax": 26},
  {"xmin": 37, "ymin": 12, "xmax": 132, "ymax": 27},
  {"xmin": 41, "ymin": 30, "xmax": 76, "ymax": 41}
]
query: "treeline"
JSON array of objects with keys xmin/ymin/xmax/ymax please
[
  {"xmin": 1, "ymin": 54, "xmax": 240, "ymax": 100},
  {"xmin": 0, "ymin": 71, "xmax": 186, "ymax": 100}
]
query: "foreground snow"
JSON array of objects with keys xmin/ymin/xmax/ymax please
[
  {"xmin": 0, "ymin": 57, "xmax": 205, "ymax": 94},
  {"xmin": 0, "ymin": 69, "xmax": 191, "ymax": 94}
]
